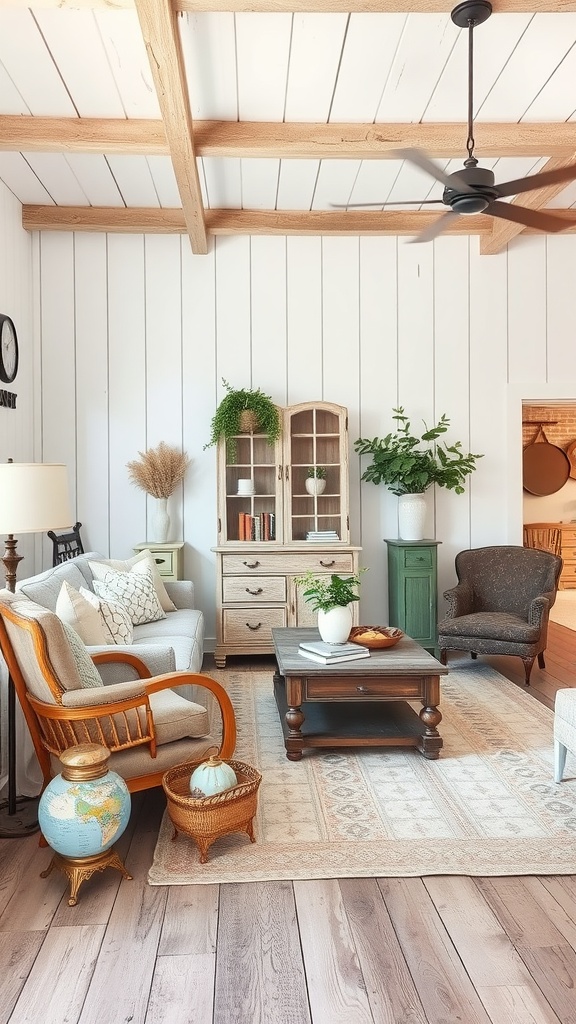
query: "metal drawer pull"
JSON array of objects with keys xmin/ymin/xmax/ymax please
[
  {"xmin": 154, "ymin": 558, "xmax": 164, "ymax": 565},
  {"xmin": 319, "ymin": 559, "xmax": 335, "ymax": 568},
  {"xmin": 246, "ymin": 587, "xmax": 263, "ymax": 595},
  {"xmin": 246, "ymin": 622, "xmax": 262, "ymax": 631},
  {"xmin": 356, "ymin": 685, "xmax": 370, "ymax": 694},
  {"xmin": 243, "ymin": 560, "xmax": 260, "ymax": 568}
]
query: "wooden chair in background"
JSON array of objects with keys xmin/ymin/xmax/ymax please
[{"xmin": 523, "ymin": 523, "xmax": 563, "ymax": 558}]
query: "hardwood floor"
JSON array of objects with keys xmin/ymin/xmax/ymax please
[{"xmin": 1, "ymin": 621, "xmax": 575, "ymax": 1024}]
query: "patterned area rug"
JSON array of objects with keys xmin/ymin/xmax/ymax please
[{"xmin": 148, "ymin": 661, "xmax": 576, "ymax": 884}]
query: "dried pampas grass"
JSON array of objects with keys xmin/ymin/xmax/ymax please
[{"xmin": 127, "ymin": 442, "xmax": 190, "ymax": 499}]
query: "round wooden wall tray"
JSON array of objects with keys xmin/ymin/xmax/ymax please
[{"xmin": 348, "ymin": 626, "xmax": 403, "ymax": 649}]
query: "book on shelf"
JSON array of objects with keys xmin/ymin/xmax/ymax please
[
  {"xmin": 298, "ymin": 648, "xmax": 370, "ymax": 665},
  {"xmin": 298, "ymin": 639, "xmax": 369, "ymax": 658},
  {"xmin": 238, "ymin": 511, "xmax": 276, "ymax": 542}
]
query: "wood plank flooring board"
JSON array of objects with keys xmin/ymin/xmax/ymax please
[
  {"xmin": 294, "ymin": 878, "xmax": 374, "ymax": 1024},
  {"xmin": 0, "ymin": 835, "xmax": 67, "ymax": 931},
  {"xmin": 146, "ymin": 953, "xmax": 215, "ymax": 1024},
  {"xmin": 338, "ymin": 878, "xmax": 428, "ymax": 1024},
  {"xmin": 476, "ymin": 879, "xmax": 569, "ymax": 949},
  {"xmin": 158, "ymin": 884, "xmax": 219, "ymax": 956},
  {"xmin": 77, "ymin": 797, "xmax": 168, "ymax": 1024},
  {"xmin": 377, "ymin": 877, "xmax": 493, "ymax": 1024},
  {"xmin": 214, "ymin": 881, "xmax": 311, "ymax": 1024},
  {"xmin": 475, "ymin": 984, "xmax": 563, "ymax": 1024},
  {"xmin": 514, "ymin": 945, "xmax": 576, "ymax": 1024},
  {"xmin": 7, "ymin": 924, "xmax": 106, "ymax": 1024},
  {"xmin": 0, "ymin": 931, "xmax": 45, "ymax": 1024},
  {"xmin": 539, "ymin": 877, "xmax": 576, "ymax": 943}
]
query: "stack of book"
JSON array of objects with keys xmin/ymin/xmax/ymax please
[
  {"xmin": 298, "ymin": 639, "xmax": 370, "ymax": 664},
  {"xmin": 306, "ymin": 530, "xmax": 340, "ymax": 542},
  {"xmin": 238, "ymin": 511, "xmax": 275, "ymax": 540}
]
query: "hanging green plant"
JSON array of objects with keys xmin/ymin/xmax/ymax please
[{"xmin": 204, "ymin": 379, "xmax": 281, "ymax": 462}]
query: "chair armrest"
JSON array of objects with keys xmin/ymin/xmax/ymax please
[
  {"xmin": 442, "ymin": 581, "xmax": 474, "ymax": 618},
  {"xmin": 164, "ymin": 580, "xmax": 195, "ymax": 609},
  {"xmin": 528, "ymin": 594, "xmax": 551, "ymax": 628},
  {"xmin": 143, "ymin": 671, "xmax": 236, "ymax": 758},
  {"xmin": 88, "ymin": 644, "xmax": 176, "ymax": 682},
  {"xmin": 61, "ymin": 680, "xmax": 147, "ymax": 707},
  {"xmin": 28, "ymin": 688, "xmax": 157, "ymax": 758}
]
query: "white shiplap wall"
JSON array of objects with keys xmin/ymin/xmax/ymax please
[{"xmin": 34, "ymin": 231, "xmax": 576, "ymax": 646}]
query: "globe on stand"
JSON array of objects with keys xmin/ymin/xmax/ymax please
[{"xmin": 38, "ymin": 743, "xmax": 132, "ymax": 906}]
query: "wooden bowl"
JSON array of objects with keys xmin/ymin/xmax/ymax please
[{"xmin": 348, "ymin": 626, "xmax": 403, "ymax": 649}]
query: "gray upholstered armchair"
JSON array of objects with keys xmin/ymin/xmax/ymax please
[{"xmin": 437, "ymin": 545, "xmax": 562, "ymax": 685}]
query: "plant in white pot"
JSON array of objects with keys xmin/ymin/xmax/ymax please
[
  {"xmin": 305, "ymin": 466, "xmax": 327, "ymax": 496},
  {"xmin": 354, "ymin": 409, "xmax": 482, "ymax": 540},
  {"xmin": 294, "ymin": 569, "xmax": 366, "ymax": 643}
]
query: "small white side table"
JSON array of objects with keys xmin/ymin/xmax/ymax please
[{"xmin": 133, "ymin": 542, "xmax": 184, "ymax": 581}]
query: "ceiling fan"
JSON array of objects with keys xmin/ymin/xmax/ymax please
[{"xmin": 336, "ymin": 0, "xmax": 576, "ymax": 243}]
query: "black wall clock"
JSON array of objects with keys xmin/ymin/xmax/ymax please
[{"xmin": 0, "ymin": 314, "xmax": 18, "ymax": 384}]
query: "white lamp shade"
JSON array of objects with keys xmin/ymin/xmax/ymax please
[{"xmin": 0, "ymin": 463, "xmax": 72, "ymax": 534}]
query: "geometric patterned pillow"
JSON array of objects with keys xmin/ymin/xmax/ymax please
[
  {"xmin": 79, "ymin": 586, "xmax": 133, "ymax": 644},
  {"xmin": 60, "ymin": 621, "xmax": 103, "ymax": 689},
  {"xmin": 92, "ymin": 565, "xmax": 166, "ymax": 626}
]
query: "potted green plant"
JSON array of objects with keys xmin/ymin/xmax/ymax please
[
  {"xmin": 294, "ymin": 569, "xmax": 366, "ymax": 642},
  {"xmin": 305, "ymin": 466, "xmax": 327, "ymax": 496},
  {"xmin": 204, "ymin": 378, "xmax": 281, "ymax": 463},
  {"xmin": 354, "ymin": 408, "xmax": 482, "ymax": 540}
]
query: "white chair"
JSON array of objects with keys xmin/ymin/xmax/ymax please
[{"xmin": 554, "ymin": 688, "xmax": 576, "ymax": 782}]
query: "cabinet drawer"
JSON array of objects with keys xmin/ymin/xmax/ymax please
[
  {"xmin": 221, "ymin": 552, "xmax": 355, "ymax": 576},
  {"xmin": 404, "ymin": 548, "xmax": 433, "ymax": 569},
  {"xmin": 148, "ymin": 549, "xmax": 174, "ymax": 576},
  {"xmin": 223, "ymin": 576, "xmax": 286, "ymax": 603},
  {"xmin": 223, "ymin": 607, "xmax": 287, "ymax": 644},
  {"xmin": 562, "ymin": 529, "xmax": 576, "ymax": 546},
  {"xmin": 304, "ymin": 676, "xmax": 425, "ymax": 700}
]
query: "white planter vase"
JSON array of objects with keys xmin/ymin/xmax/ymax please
[
  {"xmin": 398, "ymin": 492, "xmax": 427, "ymax": 541},
  {"xmin": 305, "ymin": 477, "xmax": 326, "ymax": 496},
  {"xmin": 151, "ymin": 497, "xmax": 170, "ymax": 543},
  {"xmin": 317, "ymin": 605, "xmax": 353, "ymax": 644}
]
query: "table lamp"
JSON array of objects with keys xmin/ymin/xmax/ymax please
[{"xmin": 0, "ymin": 461, "xmax": 71, "ymax": 837}]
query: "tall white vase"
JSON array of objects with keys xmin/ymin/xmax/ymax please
[
  {"xmin": 152, "ymin": 497, "xmax": 170, "ymax": 543},
  {"xmin": 317, "ymin": 605, "xmax": 353, "ymax": 644},
  {"xmin": 398, "ymin": 493, "xmax": 427, "ymax": 541}
]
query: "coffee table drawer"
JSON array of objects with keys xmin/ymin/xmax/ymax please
[
  {"xmin": 304, "ymin": 676, "xmax": 425, "ymax": 700},
  {"xmin": 223, "ymin": 607, "xmax": 287, "ymax": 644}
]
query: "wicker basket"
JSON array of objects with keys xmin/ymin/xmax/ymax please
[
  {"xmin": 162, "ymin": 759, "xmax": 262, "ymax": 864},
  {"xmin": 348, "ymin": 626, "xmax": 403, "ymax": 649},
  {"xmin": 239, "ymin": 409, "xmax": 259, "ymax": 433}
]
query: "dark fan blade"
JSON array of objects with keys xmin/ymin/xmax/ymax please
[
  {"xmin": 496, "ymin": 162, "xmax": 576, "ymax": 198},
  {"xmin": 330, "ymin": 200, "xmax": 444, "ymax": 208},
  {"xmin": 409, "ymin": 210, "xmax": 460, "ymax": 244},
  {"xmin": 392, "ymin": 148, "xmax": 475, "ymax": 194},
  {"xmin": 488, "ymin": 200, "xmax": 574, "ymax": 233}
]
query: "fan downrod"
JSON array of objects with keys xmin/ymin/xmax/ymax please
[{"xmin": 451, "ymin": 0, "xmax": 492, "ymax": 28}]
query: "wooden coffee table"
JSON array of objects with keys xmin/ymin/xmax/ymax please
[{"xmin": 272, "ymin": 627, "xmax": 447, "ymax": 762}]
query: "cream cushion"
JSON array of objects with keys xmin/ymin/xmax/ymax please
[
  {"xmin": 89, "ymin": 550, "xmax": 176, "ymax": 612},
  {"xmin": 55, "ymin": 580, "xmax": 108, "ymax": 645},
  {"xmin": 93, "ymin": 566, "xmax": 166, "ymax": 626},
  {"xmin": 60, "ymin": 622, "xmax": 104, "ymax": 689},
  {"xmin": 79, "ymin": 586, "xmax": 133, "ymax": 644}
]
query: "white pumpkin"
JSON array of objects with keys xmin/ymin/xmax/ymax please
[{"xmin": 190, "ymin": 754, "xmax": 237, "ymax": 797}]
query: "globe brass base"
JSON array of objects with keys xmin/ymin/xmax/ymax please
[{"xmin": 40, "ymin": 847, "xmax": 133, "ymax": 906}]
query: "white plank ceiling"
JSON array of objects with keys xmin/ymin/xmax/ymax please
[{"xmin": 1, "ymin": 1, "xmax": 576, "ymax": 253}]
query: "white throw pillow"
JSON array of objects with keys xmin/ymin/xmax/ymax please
[
  {"xmin": 89, "ymin": 550, "xmax": 176, "ymax": 612},
  {"xmin": 79, "ymin": 586, "xmax": 133, "ymax": 645},
  {"xmin": 55, "ymin": 580, "xmax": 108, "ymax": 645},
  {"xmin": 92, "ymin": 566, "xmax": 166, "ymax": 626}
]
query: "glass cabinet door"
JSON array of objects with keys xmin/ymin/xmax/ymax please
[
  {"xmin": 218, "ymin": 431, "xmax": 283, "ymax": 543},
  {"xmin": 284, "ymin": 403, "xmax": 349, "ymax": 544}
]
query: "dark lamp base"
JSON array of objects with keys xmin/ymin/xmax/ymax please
[{"xmin": 0, "ymin": 795, "xmax": 40, "ymax": 838}]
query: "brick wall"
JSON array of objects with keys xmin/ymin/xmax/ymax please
[{"xmin": 523, "ymin": 405, "xmax": 576, "ymax": 451}]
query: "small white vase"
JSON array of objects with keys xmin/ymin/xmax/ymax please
[
  {"xmin": 305, "ymin": 477, "xmax": 326, "ymax": 496},
  {"xmin": 398, "ymin": 492, "xmax": 427, "ymax": 541},
  {"xmin": 151, "ymin": 497, "xmax": 170, "ymax": 543},
  {"xmin": 317, "ymin": 605, "xmax": 353, "ymax": 644}
]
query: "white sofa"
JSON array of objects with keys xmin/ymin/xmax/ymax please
[{"xmin": 14, "ymin": 551, "xmax": 205, "ymax": 690}]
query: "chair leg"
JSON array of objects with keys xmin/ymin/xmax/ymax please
[
  {"xmin": 537, "ymin": 651, "xmax": 546, "ymax": 669},
  {"xmin": 439, "ymin": 649, "xmax": 447, "ymax": 666},
  {"xmin": 522, "ymin": 657, "xmax": 535, "ymax": 686},
  {"xmin": 554, "ymin": 739, "xmax": 567, "ymax": 783},
  {"xmin": 470, "ymin": 652, "xmax": 477, "ymax": 660}
]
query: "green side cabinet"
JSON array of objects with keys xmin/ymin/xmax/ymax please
[{"xmin": 385, "ymin": 539, "xmax": 440, "ymax": 656}]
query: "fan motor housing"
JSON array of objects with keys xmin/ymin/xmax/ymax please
[{"xmin": 443, "ymin": 165, "xmax": 498, "ymax": 214}]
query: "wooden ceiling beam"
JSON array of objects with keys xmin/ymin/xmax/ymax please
[
  {"xmin": 134, "ymin": 0, "xmax": 207, "ymax": 254},
  {"xmin": 3, "ymin": 117, "xmax": 576, "ymax": 159},
  {"xmin": 480, "ymin": 154, "xmax": 576, "ymax": 254},
  {"xmin": 23, "ymin": 204, "xmax": 576, "ymax": 237},
  {"xmin": 3, "ymin": 1, "xmax": 576, "ymax": 12}
]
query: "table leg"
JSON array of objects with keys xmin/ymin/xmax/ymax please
[
  {"xmin": 418, "ymin": 675, "xmax": 443, "ymax": 759},
  {"xmin": 284, "ymin": 677, "xmax": 304, "ymax": 761}
]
